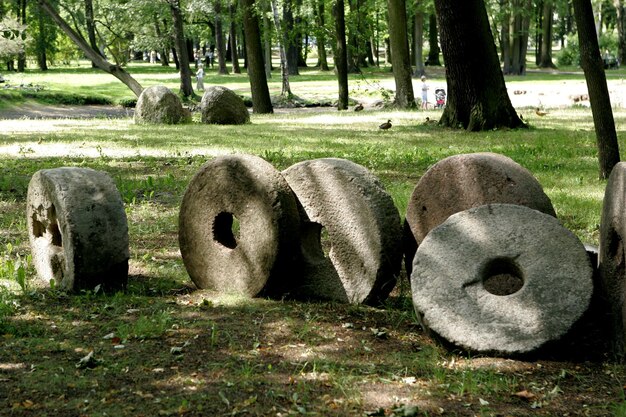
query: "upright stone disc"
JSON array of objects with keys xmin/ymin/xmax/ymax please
[
  {"xmin": 599, "ymin": 161, "xmax": 626, "ymax": 359},
  {"xmin": 412, "ymin": 204, "xmax": 593, "ymax": 354},
  {"xmin": 26, "ymin": 167, "xmax": 129, "ymax": 292},
  {"xmin": 179, "ymin": 154, "xmax": 300, "ymax": 297},
  {"xmin": 282, "ymin": 158, "xmax": 402, "ymax": 304},
  {"xmin": 403, "ymin": 152, "xmax": 556, "ymax": 274}
]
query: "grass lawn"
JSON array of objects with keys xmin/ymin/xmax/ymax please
[{"xmin": 0, "ymin": 63, "xmax": 626, "ymax": 416}]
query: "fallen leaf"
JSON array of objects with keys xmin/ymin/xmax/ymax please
[{"xmin": 513, "ymin": 390, "xmax": 536, "ymax": 400}]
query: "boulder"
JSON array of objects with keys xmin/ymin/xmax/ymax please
[
  {"xmin": 27, "ymin": 167, "xmax": 129, "ymax": 292},
  {"xmin": 282, "ymin": 158, "xmax": 402, "ymax": 304},
  {"xmin": 403, "ymin": 152, "xmax": 556, "ymax": 273},
  {"xmin": 135, "ymin": 85, "xmax": 189, "ymax": 124},
  {"xmin": 178, "ymin": 154, "xmax": 300, "ymax": 297},
  {"xmin": 201, "ymin": 86, "xmax": 250, "ymax": 125},
  {"xmin": 411, "ymin": 204, "xmax": 593, "ymax": 354}
]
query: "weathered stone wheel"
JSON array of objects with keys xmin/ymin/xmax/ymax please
[
  {"xmin": 599, "ymin": 161, "xmax": 626, "ymax": 359},
  {"xmin": 282, "ymin": 158, "xmax": 402, "ymax": 304},
  {"xmin": 135, "ymin": 85, "xmax": 190, "ymax": 124},
  {"xmin": 403, "ymin": 152, "xmax": 556, "ymax": 274},
  {"xmin": 26, "ymin": 167, "xmax": 129, "ymax": 292},
  {"xmin": 179, "ymin": 154, "xmax": 300, "ymax": 297},
  {"xmin": 411, "ymin": 204, "xmax": 593, "ymax": 354}
]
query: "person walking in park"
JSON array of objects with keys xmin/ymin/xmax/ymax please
[
  {"xmin": 421, "ymin": 75, "xmax": 429, "ymax": 109},
  {"xmin": 196, "ymin": 64, "xmax": 205, "ymax": 91}
]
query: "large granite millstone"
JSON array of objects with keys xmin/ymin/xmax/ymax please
[
  {"xmin": 282, "ymin": 158, "xmax": 402, "ymax": 304},
  {"xmin": 26, "ymin": 167, "xmax": 129, "ymax": 292},
  {"xmin": 201, "ymin": 86, "xmax": 250, "ymax": 125},
  {"xmin": 599, "ymin": 161, "xmax": 626, "ymax": 359},
  {"xmin": 411, "ymin": 204, "xmax": 593, "ymax": 354},
  {"xmin": 179, "ymin": 154, "xmax": 300, "ymax": 297},
  {"xmin": 135, "ymin": 85, "xmax": 190, "ymax": 124},
  {"xmin": 403, "ymin": 152, "xmax": 556, "ymax": 274}
]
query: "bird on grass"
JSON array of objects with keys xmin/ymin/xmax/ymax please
[
  {"xmin": 379, "ymin": 119, "xmax": 392, "ymax": 130},
  {"xmin": 354, "ymin": 103, "xmax": 364, "ymax": 112},
  {"xmin": 423, "ymin": 117, "xmax": 437, "ymax": 125},
  {"xmin": 535, "ymin": 108, "xmax": 548, "ymax": 117}
]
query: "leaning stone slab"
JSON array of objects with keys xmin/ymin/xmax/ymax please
[
  {"xmin": 282, "ymin": 158, "xmax": 402, "ymax": 304},
  {"xmin": 599, "ymin": 161, "xmax": 626, "ymax": 360},
  {"xmin": 179, "ymin": 154, "xmax": 300, "ymax": 297},
  {"xmin": 201, "ymin": 86, "xmax": 250, "ymax": 125},
  {"xmin": 135, "ymin": 85, "xmax": 190, "ymax": 124},
  {"xmin": 403, "ymin": 152, "xmax": 556, "ymax": 274},
  {"xmin": 27, "ymin": 167, "xmax": 129, "ymax": 292},
  {"xmin": 411, "ymin": 204, "xmax": 593, "ymax": 354}
]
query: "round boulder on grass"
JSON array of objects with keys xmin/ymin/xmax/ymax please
[
  {"xmin": 26, "ymin": 167, "xmax": 129, "ymax": 292},
  {"xmin": 178, "ymin": 154, "xmax": 300, "ymax": 297},
  {"xmin": 282, "ymin": 158, "xmax": 402, "ymax": 305},
  {"xmin": 412, "ymin": 204, "xmax": 593, "ymax": 354},
  {"xmin": 403, "ymin": 152, "xmax": 556, "ymax": 274},
  {"xmin": 201, "ymin": 86, "xmax": 250, "ymax": 125},
  {"xmin": 135, "ymin": 85, "xmax": 189, "ymax": 124}
]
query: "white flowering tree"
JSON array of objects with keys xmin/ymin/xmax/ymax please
[{"xmin": 0, "ymin": 16, "xmax": 27, "ymax": 61}]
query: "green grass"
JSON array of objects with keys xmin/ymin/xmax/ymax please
[{"xmin": 0, "ymin": 65, "xmax": 625, "ymax": 415}]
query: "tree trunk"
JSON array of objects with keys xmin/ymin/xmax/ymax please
[
  {"xmin": 426, "ymin": 14, "xmax": 440, "ymax": 65},
  {"xmin": 333, "ymin": 0, "xmax": 349, "ymax": 110},
  {"xmin": 283, "ymin": 0, "xmax": 300, "ymax": 75},
  {"xmin": 413, "ymin": 10, "xmax": 424, "ymax": 77},
  {"xmin": 615, "ymin": 0, "xmax": 626, "ymax": 65},
  {"xmin": 36, "ymin": 4, "xmax": 49, "ymax": 70},
  {"xmin": 388, "ymin": 0, "xmax": 415, "ymax": 108},
  {"xmin": 271, "ymin": 0, "xmax": 293, "ymax": 97},
  {"xmin": 215, "ymin": 0, "xmax": 229, "ymax": 75},
  {"xmin": 17, "ymin": 0, "xmax": 26, "ymax": 72},
  {"xmin": 573, "ymin": 0, "xmax": 620, "ymax": 179},
  {"xmin": 435, "ymin": 0, "xmax": 524, "ymax": 131},
  {"xmin": 538, "ymin": 0, "xmax": 556, "ymax": 68},
  {"xmin": 85, "ymin": 0, "xmax": 101, "ymax": 68},
  {"xmin": 229, "ymin": 1, "xmax": 241, "ymax": 74},
  {"xmin": 262, "ymin": 9, "xmax": 273, "ymax": 78},
  {"xmin": 241, "ymin": 0, "xmax": 273, "ymax": 113},
  {"xmin": 154, "ymin": 17, "xmax": 170, "ymax": 66},
  {"xmin": 315, "ymin": 0, "xmax": 330, "ymax": 70},
  {"xmin": 500, "ymin": 0, "xmax": 512, "ymax": 74},
  {"xmin": 37, "ymin": 0, "xmax": 144, "ymax": 96},
  {"xmin": 169, "ymin": 0, "xmax": 194, "ymax": 97},
  {"xmin": 509, "ymin": 0, "xmax": 532, "ymax": 75}
]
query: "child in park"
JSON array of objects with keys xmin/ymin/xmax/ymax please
[
  {"xmin": 420, "ymin": 75, "xmax": 429, "ymax": 109},
  {"xmin": 196, "ymin": 64, "xmax": 205, "ymax": 91}
]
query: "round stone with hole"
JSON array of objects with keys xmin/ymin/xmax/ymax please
[
  {"xmin": 26, "ymin": 167, "xmax": 129, "ymax": 292},
  {"xmin": 282, "ymin": 158, "xmax": 402, "ymax": 304},
  {"xmin": 599, "ymin": 161, "xmax": 626, "ymax": 357},
  {"xmin": 178, "ymin": 154, "xmax": 300, "ymax": 297},
  {"xmin": 411, "ymin": 204, "xmax": 593, "ymax": 354}
]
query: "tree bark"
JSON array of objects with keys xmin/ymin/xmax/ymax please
[
  {"xmin": 37, "ymin": 0, "xmax": 144, "ymax": 96},
  {"xmin": 387, "ymin": 0, "xmax": 415, "ymax": 107},
  {"xmin": 413, "ymin": 10, "xmax": 424, "ymax": 77},
  {"xmin": 315, "ymin": 0, "xmax": 330, "ymax": 70},
  {"xmin": 426, "ymin": 14, "xmax": 440, "ymax": 65},
  {"xmin": 262, "ymin": 8, "xmax": 273, "ymax": 78},
  {"xmin": 241, "ymin": 0, "xmax": 273, "ymax": 113},
  {"xmin": 538, "ymin": 0, "xmax": 556, "ymax": 68},
  {"xmin": 215, "ymin": 0, "xmax": 229, "ymax": 74},
  {"xmin": 271, "ymin": 0, "xmax": 292, "ymax": 97},
  {"xmin": 283, "ymin": 0, "xmax": 299, "ymax": 75},
  {"xmin": 509, "ymin": 0, "xmax": 531, "ymax": 75},
  {"xmin": 573, "ymin": 0, "xmax": 620, "ymax": 179},
  {"xmin": 85, "ymin": 0, "xmax": 101, "ymax": 68},
  {"xmin": 333, "ymin": 0, "xmax": 349, "ymax": 110},
  {"xmin": 229, "ymin": 1, "xmax": 241, "ymax": 73},
  {"xmin": 500, "ymin": 0, "xmax": 512, "ymax": 74},
  {"xmin": 169, "ymin": 0, "xmax": 194, "ymax": 97},
  {"xmin": 17, "ymin": 0, "xmax": 26, "ymax": 72},
  {"xmin": 615, "ymin": 0, "xmax": 626, "ymax": 65},
  {"xmin": 435, "ymin": 0, "xmax": 524, "ymax": 131}
]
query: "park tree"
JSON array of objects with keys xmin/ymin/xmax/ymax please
[
  {"xmin": 537, "ymin": 0, "xmax": 557, "ymax": 68},
  {"xmin": 271, "ymin": 0, "xmax": 293, "ymax": 97},
  {"xmin": 413, "ymin": 4, "xmax": 425, "ymax": 77},
  {"xmin": 214, "ymin": 0, "xmax": 229, "ymax": 74},
  {"xmin": 614, "ymin": 0, "xmax": 626, "ymax": 64},
  {"xmin": 241, "ymin": 0, "xmax": 274, "ymax": 113},
  {"xmin": 435, "ymin": 0, "xmax": 524, "ymax": 130},
  {"xmin": 387, "ymin": 0, "xmax": 415, "ymax": 107},
  {"xmin": 0, "ymin": 15, "xmax": 27, "ymax": 65},
  {"xmin": 229, "ymin": 1, "xmax": 241, "ymax": 73},
  {"xmin": 573, "ymin": 0, "xmax": 620, "ymax": 179},
  {"xmin": 425, "ymin": 13, "xmax": 440, "ymax": 65},
  {"xmin": 313, "ymin": 0, "xmax": 330, "ymax": 70},
  {"xmin": 168, "ymin": 0, "xmax": 194, "ymax": 96},
  {"xmin": 333, "ymin": 0, "xmax": 349, "ymax": 109}
]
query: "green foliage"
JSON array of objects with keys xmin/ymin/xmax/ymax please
[
  {"xmin": 557, "ymin": 34, "xmax": 579, "ymax": 67},
  {"xmin": 0, "ymin": 243, "xmax": 31, "ymax": 293}
]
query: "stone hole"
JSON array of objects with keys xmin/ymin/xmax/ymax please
[
  {"xmin": 213, "ymin": 212, "xmax": 240, "ymax": 249},
  {"xmin": 608, "ymin": 229, "xmax": 624, "ymax": 268},
  {"xmin": 301, "ymin": 222, "xmax": 331, "ymax": 261},
  {"xmin": 482, "ymin": 257, "xmax": 524, "ymax": 296}
]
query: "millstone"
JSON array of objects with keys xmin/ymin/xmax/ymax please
[
  {"xmin": 599, "ymin": 161, "xmax": 626, "ymax": 359},
  {"xmin": 403, "ymin": 152, "xmax": 556, "ymax": 274},
  {"xmin": 179, "ymin": 154, "xmax": 300, "ymax": 297},
  {"xmin": 411, "ymin": 204, "xmax": 593, "ymax": 354},
  {"xmin": 26, "ymin": 167, "xmax": 129, "ymax": 292},
  {"xmin": 282, "ymin": 158, "xmax": 402, "ymax": 304}
]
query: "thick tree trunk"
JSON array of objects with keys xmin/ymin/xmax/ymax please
[
  {"xmin": 387, "ymin": 0, "xmax": 415, "ymax": 108},
  {"xmin": 435, "ymin": 0, "xmax": 524, "ymax": 131},
  {"xmin": 170, "ymin": 0, "xmax": 194, "ymax": 97},
  {"xmin": 509, "ymin": 0, "xmax": 532, "ymax": 75},
  {"xmin": 37, "ymin": 0, "xmax": 144, "ymax": 96},
  {"xmin": 215, "ymin": 0, "xmax": 229, "ymax": 75},
  {"xmin": 573, "ymin": 0, "xmax": 620, "ymax": 179},
  {"xmin": 615, "ymin": 0, "xmax": 626, "ymax": 65},
  {"xmin": 283, "ymin": 0, "xmax": 299, "ymax": 75},
  {"xmin": 538, "ymin": 0, "xmax": 556, "ymax": 68},
  {"xmin": 36, "ymin": 6, "xmax": 49, "ymax": 70},
  {"xmin": 315, "ymin": 0, "xmax": 329, "ymax": 70},
  {"xmin": 241, "ymin": 0, "xmax": 273, "ymax": 113},
  {"xmin": 333, "ymin": 0, "xmax": 349, "ymax": 110},
  {"xmin": 229, "ymin": 1, "xmax": 241, "ymax": 74},
  {"xmin": 426, "ymin": 14, "xmax": 440, "ymax": 66},
  {"xmin": 413, "ymin": 10, "xmax": 424, "ymax": 77},
  {"xmin": 262, "ymin": 10, "xmax": 273, "ymax": 78},
  {"xmin": 500, "ymin": 0, "xmax": 512, "ymax": 74}
]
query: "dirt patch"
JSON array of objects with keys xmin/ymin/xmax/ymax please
[{"xmin": 0, "ymin": 103, "xmax": 134, "ymax": 119}]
